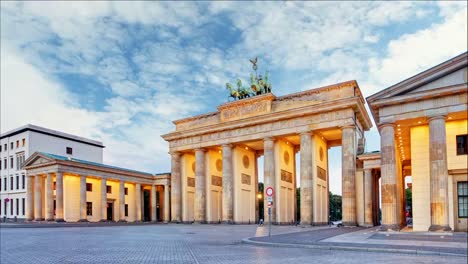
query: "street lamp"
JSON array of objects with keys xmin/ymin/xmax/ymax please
[{"xmin": 257, "ymin": 193, "xmax": 262, "ymax": 199}]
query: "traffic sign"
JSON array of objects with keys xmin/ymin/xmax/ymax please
[
  {"xmin": 265, "ymin": 187, "xmax": 274, "ymax": 197},
  {"xmin": 267, "ymin": 196, "xmax": 273, "ymax": 202}
]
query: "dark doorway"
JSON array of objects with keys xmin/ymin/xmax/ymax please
[
  {"xmin": 107, "ymin": 202, "xmax": 114, "ymax": 221},
  {"xmin": 143, "ymin": 190, "xmax": 151, "ymax": 222}
]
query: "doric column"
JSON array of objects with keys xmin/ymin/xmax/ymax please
[
  {"xmin": 428, "ymin": 115, "xmax": 451, "ymax": 231},
  {"xmin": 78, "ymin": 175, "xmax": 87, "ymax": 222},
  {"xmin": 170, "ymin": 152, "xmax": 182, "ymax": 222},
  {"xmin": 379, "ymin": 123, "xmax": 399, "ymax": 230},
  {"xmin": 194, "ymin": 148, "xmax": 207, "ymax": 223},
  {"xmin": 135, "ymin": 183, "xmax": 142, "ymax": 222},
  {"xmin": 55, "ymin": 172, "xmax": 64, "ymax": 222},
  {"xmin": 100, "ymin": 178, "xmax": 107, "ymax": 221},
  {"xmin": 34, "ymin": 175, "xmax": 43, "ymax": 221},
  {"xmin": 300, "ymin": 132, "xmax": 313, "ymax": 225},
  {"xmin": 26, "ymin": 175, "xmax": 34, "ymax": 221},
  {"xmin": 45, "ymin": 173, "xmax": 54, "ymax": 221},
  {"xmin": 222, "ymin": 144, "xmax": 234, "ymax": 223},
  {"xmin": 119, "ymin": 180, "xmax": 126, "ymax": 222},
  {"xmin": 164, "ymin": 183, "xmax": 170, "ymax": 223},
  {"xmin": 263, "ymin": 137, "xmax": 276, "ymax": 223},
  {"xmin": 151, "ymin": 185, "xmax": 157, "ymax": 222},
  {"xmin": 342, "ymin": 125, "xmax": 357, "ymax": 226},
  {"xmin": 364, "ymin": 168, "xmax": 373, "ymax": 226}
]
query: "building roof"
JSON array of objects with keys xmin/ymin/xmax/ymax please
[
  {"xmin": 0, "ymin": 124, "xmax": 104, "ymax": 148},
  {"xmin": 39, "ymin": 152, "xmax": 154, "ymax": 176}
]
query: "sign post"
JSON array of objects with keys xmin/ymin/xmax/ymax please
[{"xmin": 265, "ymin": 187, "xmax": 274, "ymax": 237}]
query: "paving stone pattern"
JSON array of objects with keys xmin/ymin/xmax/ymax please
[{"xmin": 0, "ymin": 225, "xmax": 466, "ymax": 264}]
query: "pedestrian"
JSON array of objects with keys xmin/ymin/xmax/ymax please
[{"xmin": 259, "ymin": 218, "xmax": 264, "ymax": 226}]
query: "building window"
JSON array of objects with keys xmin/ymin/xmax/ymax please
[
  {"xmin": 16, "ymin": 175, "xmax": 19, "ymax": 190},
  {"xmin": 456, "ymin": 135, "xmax": 468, "ymax": 155},
  {"xmin": 4, "ymin": 200, "xmax": 7, "ymax": 215},
  {"xmin": 0, "ymin": 160, "xmax": 2, "ymax": 170},
  {"xmin": 3, "ymin": 178, "xmax": 6, "ymax": 191},
  {"xmin": 0, "ymin": 177, "xmax": 2, "ymax": 192},
  {"xmin": 10, "ymin": 156, "xmax": 13, "ymax": 169},
  {"xmin": 3, "ymin": 158, "xmax": 6, "ymax": 169},
  {"xmin": 3, "ymin": 144, "xmax": 6, "ymax": 151},
  {"xmin": 124, "ymin": 187, "xmax": 128, "ymax": 195},
  {"xmin": 458, "ymin": 181, "xmax": 468, "ymax": 218},
  {"xmin": 22, "ymin": 175, "xmax": 25, "ymax": 189},
  {"xmin": 125, "ymin": 204, "xmax": 128, "ymax": 217},
  {"xmin": 22, "ymin": 138, "xmax": 25, "ymax": 147},
  {"xmin": 10, "ymin": 176, "xmax": 13, "ymax": 190},
  {"xmin": 86, "ymin": 183, "xmax": 92, "ymax": 192},
  {"xmin": 16, "ymin": 198, "xmax": 19, "ymax": 215},
  {"xmin": 0, "ymin": 199, "xmax": 2, "ymax": 215},
  {"xmin": 86, "ymin": 202, "xmax": 92, "ymax": 216},
  {"xmin": 22, "ymin": 198, "xmax": 25, "ymax": 215},
  {"xmin": 16, "ymin": 152, "xmax": 25, "ymax": 170},
  {"xmin": 16, "ymin": 140, "xmax": 19, "ymax": 148},
  {"xmin": 10, "ymin": 199, "xmax": 13, "ymax": 215},
  {"xmin": 106, "ymin": 185, "xmax": 112, "ymax": 194},
  {"xmin": 0, "ymin": 144, "xmax": 2, "ymax": 152},
  {"xmin": 66, "ymin": 147, "xmax": 73, "ymax": 155},
  {"xmin": 53, "ymin": 181, "xmax": 56, "ymax": 190},
  {"xmin": 10, "ymin": 142, "xmax": 13, "ymax": 149}
]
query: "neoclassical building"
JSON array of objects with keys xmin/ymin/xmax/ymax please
[
  {"xmin": 162, "ymin": 80, "xmax": 372, "ymax": 225},
  {"xmin": 22, "ymin": 152, "xmax": 170, "ymax": 222},
  {"xmin": 367, "ymin": 52, "xmax": 467, "ymax": 232}
]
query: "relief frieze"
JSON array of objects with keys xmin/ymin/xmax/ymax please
[
  {"xmin": 281, "ymin": 170, "xmax": 293, "ymax": 183},
  {"xmin": 211, "ymin": 175, "xmax": 222, "ymax": 187},
  {"xmin": 187, "ymin": 177, "xmax": 195, "ymax": 187},
  {"xmin": 317, "ymin": 166, "xmax": 327, "ymax": 181},
  {"xmin": 241, "ymin": 173, "xmax": 251, "ymax": 185}
]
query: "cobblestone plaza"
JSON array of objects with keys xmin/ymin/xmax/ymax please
[{"xmin": 1, "ymin": 225, "xmax": 466, "ymax": 264}]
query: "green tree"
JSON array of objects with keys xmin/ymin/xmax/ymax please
[{"xmin": 329, "ymin": 192, "xmax": 342, "ymax": 221}]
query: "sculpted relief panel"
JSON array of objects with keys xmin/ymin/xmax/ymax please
[
  {"xmin": 220, "ymin": 100, "xmax": 271, "ymax": 122},
  {"xmin": 169, "ymin": 108, "xmax": 354, "ymax": 150}
]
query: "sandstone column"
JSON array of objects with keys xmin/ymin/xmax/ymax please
[
  {"xmin": 194, "ymin": 148, "xmax": 207, "ymax": 223},
  {"xmin": 164, "ymin": 183, "xmax": 170, "ymax": 223},
  {"xmin": 34, "ymin": 175, "xmax": 43, "ymax": 221},
  {"xmin": 428, "ymin": 115, "xmax": 451, "ymax": 231},
  {"xmin": 300, "ymin": 132, "xmax": 313, "ymax": 225},
  {"xmin": 222, "ymin": 144, "xmax": 233, "ymax": 223},
  {"xmin": 135, "ymin": 183, "xmax": 142, "ymax": 222},
  {"xmin": 170, "ymin": 152, "xmax": 182, "ymax": 222},
  {"xmin": 26, "ymin": 174, "xmax": 34, "ymax": 221},
  {"xmin": 151, "ymin": 184, "xmax": 157, "ymax": 222},
  {"xmin": 380, "ymin": 123, "xmax": 399, "ymax": 230},
  {"xmin": 119, "ymin": 180, "xmax": 126, "ymax": 222},
  {"xmin": 364, "ymin": 168, "xmax": 373, "ymax": 226},
  {"xmin": 264, "ymin": 137, "xmax": 276, "ymax": 223},
  {"xmin": 342, "ymin": 125, "xmax": 357, "ymax": 226},
  {"xmin": 78, "ymin": 175, "xmax": 87, "ymax": 222},
  {"xmin": 55, "ymin": 172, "xmax": 64, "ymax": 222},
  {"xmin": 100, "ymin": 178, "xmax": 107, "ymax": 221},
  {"xmin": 45, "ymin": 173, "xmax": 54, "ymax": 221}
]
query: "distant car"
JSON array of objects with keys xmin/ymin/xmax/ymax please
[{"xmin": 331, "ymin": 220, "xmax": 343, "ymax": 227}]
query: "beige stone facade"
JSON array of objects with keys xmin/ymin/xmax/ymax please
[
  {"xmin": 367, "ymin": 52, "xmax": 468, "ymax": 231},
  {"xmin": 162, "ymin": 80, "xmax": 372, "ymax": 225},
  {"xmin": 23, "ymin": 152, "xmax": 170, "ymax": 223}
]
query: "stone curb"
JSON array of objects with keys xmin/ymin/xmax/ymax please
[
  {"xmin": 0, "ymin": 222, "xmax": 166, "ymax": 228},
  {"xmin": 241, "ymin": 238, "xmax": 468, "ymax": 257}
]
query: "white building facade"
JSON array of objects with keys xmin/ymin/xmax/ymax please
[{"xmin": 0, "ymin": 124, "xmax": 104, "ymax": 220}]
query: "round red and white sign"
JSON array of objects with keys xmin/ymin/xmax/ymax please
[{"xmin": 265, "ymin": 187, "xmax": 274, "ymax": 197}]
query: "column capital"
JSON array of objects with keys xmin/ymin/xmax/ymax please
[
  {"xmin": 169, "ymin": 151, "xmax": 181, "ymax": 157},
  {"xmin": 263, "ymin": 136, "xmax": 276, "ymax": 142},
  {"xmin": 341, "ymin": 125, "xmax": 356, "ymax": 130},
  {"xmin": 377, "ymin": 122, "xmax": 395, "ymax": 130},
  {"xmin": 427, "ymin": 114, "xmax": 447, "ymax": 122},
  {"xmin": 299, "ymin": 131, "xmax": 313, "ymax": 136},
  {"xmin": 221, "ymin": 143, "xmax": 233, "ymax": 148},
  {"xmin": 194, "ymin": 148, "xmax": 207, "ymax": 152}
]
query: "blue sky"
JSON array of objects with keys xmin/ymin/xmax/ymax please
[{"xmin": 1, "ymin": 1, "xmax": 467, "ymax": 194}]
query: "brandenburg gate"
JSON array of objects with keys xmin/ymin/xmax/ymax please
[{"xmin": 162, "ymin": 80, "xmax": 372, "ymax": 225}]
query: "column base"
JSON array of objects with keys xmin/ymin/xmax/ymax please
[
  {"xmin": 222, "ymin": 220, "xmax": 234, "ymax": 224},
  {"xmin": 46, "ymin": 218, "xmax": 55, "ymax": 222},
  {"xmin": 342, "ymin": 221, "xmax": 357, "ymax": 226},
  {"xmin": 118, "ymin": 220, "xmax": 127, "ymax": 223},
  {"xmin": 193, "ymin": 221, "xmax": 207, "ymax": 224},
  {"xmin": 99, "ymin": 219, "xmax": 109, "ymax": 222},
  {"xmin": 34, "ymin": 218, "xmax": 45, "ymax": 221},
  {"xmin": 55, "ymin": 218, "xmax": 65, "ymax": 222},
  {"xmin": 26, "ymin": 218, "xmax": 34, "ymax": 221},
  {"xmin": 78, "ymin": 219, "xmax": 88, "ymax": 222},
  {"xmin": 428, "ymin": 225, "xmax": 452, "ymax": 232},
  {"xmin": 380, "ymin": 224, "xmax": 402, "ymax": 231}
]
